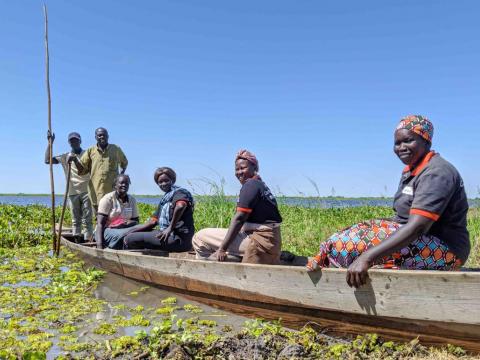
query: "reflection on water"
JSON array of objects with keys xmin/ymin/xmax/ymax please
[{"xmin": 92, "ymin": 271, "xmax": 246, "ymax": 331}]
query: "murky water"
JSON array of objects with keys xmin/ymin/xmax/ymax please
[
  {"xmin": 45, "ymin": 272, "xmax": 247, "ymax": 359},
  {"xmin": 93, "ymin": 272, "xmax": 246, "ymax": 329}
]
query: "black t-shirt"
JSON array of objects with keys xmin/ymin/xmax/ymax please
[
  {"xmin": 393, "ymin": 153, "xmax": 470, "ymax": 262},
  {"xmin": 153, "ymin": 189, "xmax": 195, "ymax": 240},
  {"xmin": 236, "ymin": 178, "xmax": 282, "ymax": 224}
]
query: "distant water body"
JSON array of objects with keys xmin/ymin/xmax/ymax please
[{"xmin": 1, "ymin": 195, "xmax": 479, "ymax": 208}]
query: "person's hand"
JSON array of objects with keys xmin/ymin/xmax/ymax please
[
  {"xmin": 124, "ymin": 219, "xmax": 137, "ymax": 227},
  {"xmin": 67, "ymin": 153, "xmax": 77, "ymax": 163},
  {"xmin": 47, "ymin": 130, "xmax": 55, "ymax": 143},
  {"xmin": 346, "ymin": 256, "xmax": 372, "ymax": 288},
  {"xmin": 156, "ymin": 227, "xmax": 173, "ymax": 244},
  {"xmin": 214, "ymin": 248, "xmax": 227, "ymax": 262}
]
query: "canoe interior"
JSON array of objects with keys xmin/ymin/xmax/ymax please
[{"xmin": 59, "ymin": 233, "xmax": 480, "ymax": 353}]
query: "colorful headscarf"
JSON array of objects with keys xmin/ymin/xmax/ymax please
[
  {"xmin": 395, "ymin": 115, "xmax": 434, "ymax": 143},
  {"xmin": 235, "ymin": 149, "xmax": 259, "ymax": 171}
]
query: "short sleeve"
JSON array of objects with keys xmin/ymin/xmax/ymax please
[
  {"xmin": 97, "ymin": 195, "xmax": 112, "ymax": 216},
  {"xmin": 130, "ymin": 197, "xmax": 139, "ymax": 219},
  {"xmin": 117, "ymin": 146, "xmax": 128, "ymax": 169},
  {"xmin": 410, "ymin": 169, "xmax": 456, "ymax": 221},
  {"xmin": 78, "ymin": 149, "xmax": 91, "ymax": 175},
  {"xmin": 172, "ymin": 189, "xmax": 192, "ymax": 207},
  {"xmin": 55, "ymin": 153, "xmax": 67, "ymax": 166},
  {"xmin": 237, "ymin": 180, "xmax": 260, "ymax": 213}
]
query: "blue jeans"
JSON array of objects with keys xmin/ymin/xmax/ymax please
[{"xmin": 103, "ymin": 224, "xmax": 144, "ymax": 249}]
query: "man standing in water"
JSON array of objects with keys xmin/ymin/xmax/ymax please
[
  {"xmin": 45, "ymin": 131, "xmax": 94, "ymax": 243},
  {"xmin": 70, "ymin": 127, "xmax": 128, "ymax": 214}
]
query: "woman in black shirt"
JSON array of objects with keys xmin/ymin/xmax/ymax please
[
  {"xmin": 193, "ymin": 149, "xmax": 282, "ymax": 264},
  {"xmin": 306, "ymin": 115, "xmax": 469, "ymax": 288}
]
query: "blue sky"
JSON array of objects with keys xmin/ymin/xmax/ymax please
[{"xmin": 1, "ymin": 1, "xmax": 479, "ymax": 197}]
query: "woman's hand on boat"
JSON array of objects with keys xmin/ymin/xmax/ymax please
[
  {"xmin": 346, "ymin": 256, "xmax": 371, "ymax": 288},
  {"xmin": 214, "ymin": 248, "xmax": 227, "ymax": 262},
  {"xmin": 156, "ymin": 227, "xmax": 172, "ymax": 244}
]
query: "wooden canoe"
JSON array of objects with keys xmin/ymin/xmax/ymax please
[{"xmin": 60, "ymin": 234, "xmax": 480, "ymax": 352}]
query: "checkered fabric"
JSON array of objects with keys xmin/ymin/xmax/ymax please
[{"xmin": 306, "ymin": 219, "xmax": 462, "ymax": 271}]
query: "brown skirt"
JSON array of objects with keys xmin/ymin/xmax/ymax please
[{"xmin": 242, "ymin": 223, "xmax": 282, "ymax": 265}]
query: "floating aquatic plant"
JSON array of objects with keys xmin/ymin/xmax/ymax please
[
  {"xmin": 161, "ymin": 296, "xmax": 177, "ymax": 305},
  {"xmin": 155, "ymin": 305, "xmax": 179, "ymax": 315},
  {"xmin": 93, "ymin": 322, "xmax": 117, "ymax": 335},
  {"xmin": 183, "ymin": 304, "xmax": 203, "ymax": 314}
]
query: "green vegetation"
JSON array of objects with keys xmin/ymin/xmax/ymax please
[
  {"xmin": 138, "ymin": 196, "xmax": 480, "ymax": 267},
  {"xmin": 0, "ymin": 204, "xmax": 71, "ymax": 248},
  {"xmin": 1, "ymin": 200, "xmax": 479, "ymax": 265},
  {"xmin": 0, "ymin": 203, "xmax": 479, "ymax": 358},
  {"xmin": 0, "ymin": 245, "xmax": 105, "ymax": 357}
]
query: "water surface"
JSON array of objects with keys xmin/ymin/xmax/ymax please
[
  {"xmin": 0, "ymin": 195, "xmax": 395, "ymax": 207},
  {"xmin": 2, "ymin": 195, "xmax": 478, "ymax": 208}
]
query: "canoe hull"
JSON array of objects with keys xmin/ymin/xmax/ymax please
[{"xmin": 61, "ymin": 236, "xmax": 480, "ymax": 352}]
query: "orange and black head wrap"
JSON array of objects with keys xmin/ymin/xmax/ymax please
[{"xmin": 396, "ymin": 115, "xmax": 434, "ymax": 143}]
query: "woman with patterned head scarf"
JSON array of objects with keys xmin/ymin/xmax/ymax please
[
  {"xmin": 192, "ymin": 149, "xmax": 283, "ymax": 264},
  {"xmin": 307, "ymin": 115, "xmax": 470, "ymax": 288}
]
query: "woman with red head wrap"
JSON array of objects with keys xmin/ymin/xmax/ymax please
[
  {"xmin": 193, "ymin": 149, "xmax": 283, "ymax": 264},
  {"xmin": 307, "ymin": 115, "xmax": 470, "ymax": 288},
  {"xmin": 236, "ymin": 149, "xmax": 259, "ymax": 171}
]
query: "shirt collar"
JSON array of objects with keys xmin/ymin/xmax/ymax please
[
  {"xmin": 96, "ymin": 144, "xmax": 110, "ymax": 153},
  {"xmin": 403, "ymin": 151, "xmax": 436, "ymax": 176},
  {"xmin": 115, "ymin": 191, "xmax": 129, "ymax": 204}
]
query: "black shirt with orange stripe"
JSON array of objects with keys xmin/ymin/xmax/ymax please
[
  {"xmin": 393, "ymin": 152, "xmax": 470, "ymax": 262},
  {"xmin": 236, "ymin": 177, "xmax": 282, "ymax": 224}
]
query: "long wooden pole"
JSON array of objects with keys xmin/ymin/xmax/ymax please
[
  {"xmin": 56, "ymin": 163, "xmax": 71, "ymax": 256},
  {"xmin": 44, "ymin": 4, "xmax": 56, "ymax": 253}
]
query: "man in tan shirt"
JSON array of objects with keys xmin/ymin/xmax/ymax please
[{"xmin": 70, "ymin": 127, "xmax": 128, "ymax": 213}]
